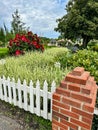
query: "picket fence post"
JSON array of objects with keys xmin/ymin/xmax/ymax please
[
  {"xmin": 23, "ymin": 79, "xmax": 28, "ymax": 111},
  {"xmin": 12, "ymin": 78, "xmax": 17, "ymax": 106},
  {"xmin": 36, "ymin": 80, "xmax": 40, "ymax": 116},
  {"xmin": 3, "ymin": 76, "xmax": 8, "ymax": 102},
  {"xmin": 7, "ymin": 77, "xmax": 12, "ymax": 104},
  {"xmin": 29, "ymin": 80, "xmax": 34, "ymax": 113},
  {"xmin": 0, "ymin": 77, "xmax": 3, "ymax": 100},
  {"xmin": 17, "ymin": 79, "xmax": 22, "ymax": 108},
  {"xmin": 51, "ymin": 81, "xmax": 56, "ymax": 121},
  {"xmin": 43, "ymin": 80, "xmax": 48, "ymax": 119}
]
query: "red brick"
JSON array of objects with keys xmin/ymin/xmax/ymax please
[
  {"xmin": 53, "ymin": 114, "xmax": 59, "ymax": 121},
  {"xmin": 60, "ymin": 80, "xmax": 68, "ymax": 89},
  {"xmin": 81, "ymin": 128, "xmax": 88, "ymax": 130},
  {"xmin": 71, "ymin": 107, "xmax": 93, "ymax": 119},
  {"xmin": 82, "ymin": 117, "xmax": 92, "ymax": 125},
  {"xmin": 68, "ymin": 83, "xmax": 80, "ymax": 92},
  {"xmin": 72, "ymin": 67, "xmax": 84, "ymax": 76},
  {"xmin": 52, "ymin": 123, "xmax": 58, "ymax": 130},
  {"xmin": 62, "ymin": 97, "xmax": 81, "ymax": 108},
  {"xmin": 56, "ymin": 87, "xmax": 71, "ymax": 97},
  {"xmin": 65, "ymin": 74, "xmax": 87, "ymax": 85},
  {"xmin": 53, "ymin": 100, "xmax": 70, "ymax": 110},
  {"xmin": 70, "ymin": 118, "xmax": 91, "ymax": 129},
  {"xmin": 60, "ymin": 128, "xmax": 65, "ymax": 130},
  {"xmin": 60, "ymin": 108, "xmax": 79, "ymax": 119},
  {"xmin": 82, "ymin": 104, "xmax": 94, "ymax": 113},
  {"xmin": 53, "ymin": 111, "xmax": 69, "ymax": 121},
  {"xmin": 81, "ymin": 87, "xmax": 91, "ymax": 95},
  {"xmin": 53, "ymin": 93, "xmax": 61, "ymax": 101},
  {"xmin": 52, "ymin": 105, "xmax": 59, "ymax": 112},
  {"xmin": 71, "ymin": 92, "xmax": 92, "ymax": 103},
  {"xmin": 61, "ymin": 118, "xmax": 78, "ymax": 130},
  {"xmin": 88, "ymin": 76, "xmax": 94, "ymax": 83},
  {"xmin": 52, "ymin": 119, "xmax": 68, "ymax": 130},
  {"xmin": 81, "ymin": 71, "xmax": 90, "ymax": 81}
]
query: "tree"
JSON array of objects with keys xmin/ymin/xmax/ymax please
[
  {"xmin": 11, "ymin": 9, "xmax": 27, "ymax": 34},
  {"xmin": 55, "ymin": 0, "xmax": 98, "ymax": 48},
  {"xmin": 0, "ymin": 27, "xmax": 5, "ymax": 43}
]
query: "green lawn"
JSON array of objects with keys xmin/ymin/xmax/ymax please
[{"xmin": 0, "ymin": 47, "xmax": 9, "ymax": 59}]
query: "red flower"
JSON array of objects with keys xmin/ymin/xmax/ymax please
[
  {"xmin": 35, "ymin": 44, "xmax": 40, "ymax": 49},
  {"xmin": 15, "ymin": 50, "xmax": 21, "ymax": 56},
  {"xmin": 21, "ymin": 35, "xmax": 27, "ymax": 42},
  {"xmin": 32, "ymin": 41, "xmax": 37, "ymax": 46},
  {"xmin": 15, "ymin": 34, "xmax": 21, "ymax": 40}
]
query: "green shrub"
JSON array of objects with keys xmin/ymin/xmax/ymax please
[
  {"xmin": 92, "ymin": 114, "xmax": 98, "ymax": 130},
  {"xmin": 61, "ymin": 50, "xmax": 98, "ymax": 83},
  {"xmin": 92, "ymin": 44, "xmax": 98, "ymax": 52},
  {"xmin": 88, "ymin": 40, "xmax": 98, "ymax": 52}
]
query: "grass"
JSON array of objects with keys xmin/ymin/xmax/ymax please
[
  {"xmin": 0, "ymin": 47, "xmax": 9, "ymax": 59},
  {"xmin": 0, "ymin": 47, "xmax": 70, "ymax": 89}
]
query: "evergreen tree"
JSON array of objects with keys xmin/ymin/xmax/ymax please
[
  {"xmin": 11, "ymin": 9, "xmax": 27, "ymax": 34},
  {"xmin": 55, "ymin": 0, "xmax": 98, "ymax": 48},
  {"xmin": 0, "ymin": 27, "xmax": 5, "ymax": 43},
  {"xmin": 3, "ymin": 23, "xmax": 14, "ymax": 44}
]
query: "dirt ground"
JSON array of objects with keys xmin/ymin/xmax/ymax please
[{"xmin": 0, "ymin": 100, "xmax": 51, "ymax": 130}]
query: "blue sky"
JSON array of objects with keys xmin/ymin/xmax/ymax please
[{"xmin": 0, "ymin": 0, "xmax": 69, "ymax": 38}]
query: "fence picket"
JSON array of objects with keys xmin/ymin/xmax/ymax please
[
  {"xmin": 17, "ymin": 79, "xmax": 22, "ymax": 108},
  {"xmin": 12, "ymin": 78, "xmax": 17, "ymax": 106},
  {"xmin": 3, "ymin": 76, "xmax": 8, "ymax": 102},
  {"xmin": 0, "ymin": 77, "xmax": 3, "ymax": 100},
  {"xmin": 29, "ymin": 80, "xmax": 34, "ymax": 113},
  {"xmin": 7, "ymin": 77, "xmax": 12, "ymax": 104},
  {"xmin": 23, "ymin": 80, "xmax": 28, "ymax": 111},
  {"xmin": 43, "ymin": 80, "xmax": 48, "ymax": 119},
  {"xmin": 36, "ymin": 80, "xmax": 40, "ymax": 116},
  {"xmin": 50, "ymin": 81, "xmax": 56, "ymax": 120}
]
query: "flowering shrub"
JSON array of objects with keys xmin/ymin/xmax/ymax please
[{"xmin": 8, "ymin": 31, "xmax": 44, "ymax": 56}]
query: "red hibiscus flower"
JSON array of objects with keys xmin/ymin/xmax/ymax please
[{"xmin": 15, "ymin": 50, "xmax": 21, "ymax": 56}]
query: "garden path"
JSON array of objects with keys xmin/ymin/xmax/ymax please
[{"xmin": 0, "ymin": 113, "xmax": 23, "ymax": 130}]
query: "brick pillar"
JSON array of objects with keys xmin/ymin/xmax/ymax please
[{"xmin": 52, "ymin": 67, "xmax": 97, "ymax": 130}]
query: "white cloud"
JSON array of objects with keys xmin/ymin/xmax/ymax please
[{"xmin": 0, "ymin": 0, "xmax": 69, "ymax": 38}]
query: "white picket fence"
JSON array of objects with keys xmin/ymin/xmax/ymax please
[{"xmin": 0, "ymin": 76, "xmax": 56, "ymax": 121}]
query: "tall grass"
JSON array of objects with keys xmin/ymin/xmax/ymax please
[{"xmin": 0, "ymin": 47, "xmax": 69, "ymax": 89}]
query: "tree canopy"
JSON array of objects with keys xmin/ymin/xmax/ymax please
[{"xmin": 55, "ymin": 0, "xmax": 98, "ymax": 48}]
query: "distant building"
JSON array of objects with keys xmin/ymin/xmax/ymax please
[{"xmin": 48, "ymin": 39, "xmax": 58, "ymax": 46}]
